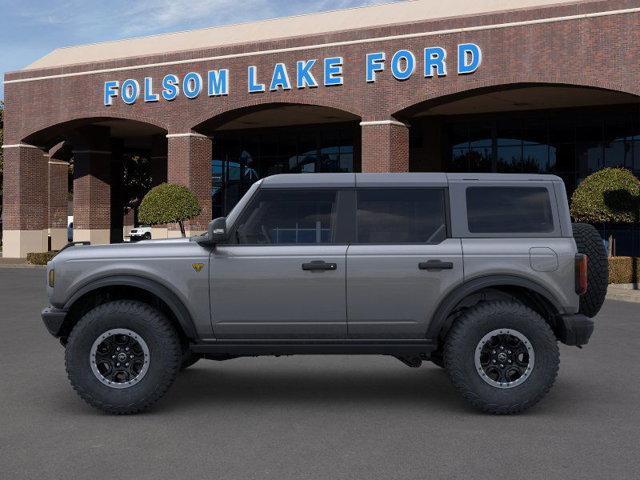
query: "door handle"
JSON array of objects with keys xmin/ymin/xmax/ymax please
[
  {"xmin": 302, "ymin": 260, "xmax": 337, "ymax": 271},
  {"xmin": 419, "ymin": 260, "xmax": 454, "ymax": 271}
]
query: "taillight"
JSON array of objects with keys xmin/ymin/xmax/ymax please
[{"xmin": 575, "ymin": 254, "xmax": 588, "ymax": 295}]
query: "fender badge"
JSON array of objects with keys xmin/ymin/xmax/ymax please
[{"xmin": 192, "ymin": 263, "xmax": 204, "ymax": 272}]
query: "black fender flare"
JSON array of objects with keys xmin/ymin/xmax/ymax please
[
  {"xmin": 426, "ymin": 274, "xmax": 564, "ymax": 340},
  {"xmin": 63, "ymin": 275, "xmax": 197, "ymax": 339}
]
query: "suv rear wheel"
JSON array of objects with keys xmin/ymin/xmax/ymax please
[
  {"xmin": 65, "ymin": 300, "xmax": 182, "ymax": 414},
  {"xmin": 444, "ymin": 301, "xmax": 559, "ymax": 414}
]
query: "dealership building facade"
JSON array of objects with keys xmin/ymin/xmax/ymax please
[{"xmin": 3, "ymin": 0, "xmax": 640, "ymax": 257}]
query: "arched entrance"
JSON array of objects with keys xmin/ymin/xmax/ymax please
[
  {"xmin": 9, "ymin": 118, "xmax": 167, "ymax": 254},
  {"xmin": 194, "ymin": 103, "xmax": 361, "ymax": 218},
  {"xmin": 397, "ymin": 84, "xmax": 640, "ymax": 254}
]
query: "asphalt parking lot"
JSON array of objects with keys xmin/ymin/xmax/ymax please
[{"xmin": 1, "ymin": 267, "xmax": 639, "ymax": 480}]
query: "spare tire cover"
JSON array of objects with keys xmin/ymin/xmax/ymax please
[{"xmin": 572, "ymin": 223, "xmax": 608, "ymax": 317}]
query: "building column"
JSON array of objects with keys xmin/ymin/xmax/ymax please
[
  {"xmin": 360, "ymin": 120, "xmax": 410, "ymax": 172},
  {"xmin": 150, "ymin": 134, "xmax": 168, "ymax": 187},
  {"xmin": 110, "ymin": 144, "xmax": 124, "ymax": 244},
  {"xmin": 48, "ymin": 143, "xmax": 71, "ymax": 250},
  {"xmin": 1, "ymin": 144, "xmax": 49, "ymax": 258},
  {"xmin": 48, "ymin": 159, "xmax": 69, "ymax": 250},
  {"xmin": 71, "ymin": 127, "xmax": 112, "ymax": 245},
  {"xmin": 166, "ymin": 132, "xmax": 212, "ymax": 236},
  {"xmin": 150, "ymin": 134, "xmax": 169, "ymax": 239},
  {"xmin": 73, "ymin": 149, "xmax": 112, "ymax": 244}
]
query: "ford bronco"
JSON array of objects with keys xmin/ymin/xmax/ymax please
[{"xmin": 42, "ymin": 173, "xmax": 607, "ymax": 414}]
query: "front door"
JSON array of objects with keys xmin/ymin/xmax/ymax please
[
  {"xmin": 346, "ymin": 187, "xmax": 463, "ymax": 338},
  {"xmin": 211, "ymin": 188, "xmax": 349, "ymax": 339}
]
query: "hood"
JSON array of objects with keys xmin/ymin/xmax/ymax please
[{"xmin": 53, "ymin": 237, "xmax": 199, "ymax": 262}]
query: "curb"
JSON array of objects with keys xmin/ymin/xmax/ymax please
[
  {"xmin": 606, "ymin": 289, "xmax": 640, "ymax": 304},
  {"xmin": 0, "ymin": 264, "xmax": 45, "ymax": 269}
]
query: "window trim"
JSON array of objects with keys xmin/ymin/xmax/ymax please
[
  {"xmin": 352, "ymin": 187, "xmax": 450, "ymax": 245},
  {"xmin": 225, "ymin": 187, "xmax": 351, "ymax": 246}
]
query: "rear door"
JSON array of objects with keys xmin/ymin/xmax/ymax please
[
  {"xmin": 346, "ymin": 186, "xmax": 463, "ymax": 338},
  {"xmin": 211, "ymin": 187, "xmax": 350, "ymax": 339}
]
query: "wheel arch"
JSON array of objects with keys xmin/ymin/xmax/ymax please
[
  {"xmin": 60, "ymin": 275, "xmax": 197, "ymax": 342},
  {"xmin": 427, "ymin": 275, "xmax": 564, "ymax": 341}
]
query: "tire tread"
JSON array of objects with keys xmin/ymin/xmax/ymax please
[
  {"xmin": 572, "ymin": 223, "xmax": 608, "ymax": 318},
  {"xmin": 444, "ymin": 301, "xmax": 559, "ymax": 415},
  {"xmin": 65, "ymin": 300, "xmax": 181, "ymax": 414}
]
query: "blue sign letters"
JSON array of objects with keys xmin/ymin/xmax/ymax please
[{"xmin": 103, "ymin": 43, "xmax": 482, "ymax": 106}]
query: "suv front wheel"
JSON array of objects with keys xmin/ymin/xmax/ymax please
[
  {"xmin": 65, "ymin": 300, "xmax": 182, "ymax": 414},
  {"xmin": 444, "ymin": 301, "xmax": 559, "ymax": 414}
]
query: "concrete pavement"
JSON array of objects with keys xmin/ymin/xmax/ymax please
[{"xmin": 0, "ymin": 268, "xmax": 639, "ymax": 480}]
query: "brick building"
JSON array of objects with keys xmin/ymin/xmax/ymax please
[{"xmin": 3, "ymin": 0, "xmax": 640, "ymax": 257}]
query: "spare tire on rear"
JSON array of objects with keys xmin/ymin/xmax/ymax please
[{"xmin": 572, "ymin": 223, "xmax": 608, "ymax": 317}]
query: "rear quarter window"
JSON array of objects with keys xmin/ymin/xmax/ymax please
[{"xmin": 466, "ymin": 186, "xmax": 554, "ymax": 233}]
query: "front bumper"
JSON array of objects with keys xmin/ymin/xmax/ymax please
[
  {"xmin": 556, "ymin": 313, "xmax": 594, "ymax": 346},
  {"xmin": 41, "ymin": 306, "xmax": 67, "ymax": 337}
]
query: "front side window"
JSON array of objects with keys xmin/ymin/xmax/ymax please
[
  {"xmin": 356, "ymin": 189, "xmax": 447, "ymax": 243},
  {"xmin": 234, "ymin": 189, "xmax": 338, "ymax": 244},
  {"xmin": 466, "ymin": 186, "xmax": 554, "ymax": 233}
]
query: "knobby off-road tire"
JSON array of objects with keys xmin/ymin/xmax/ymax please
[
  {"xmin": 429, "ymin": 350, "xmax": 444, "ymax": 368},
  {"xmin": 572, "ymin": 223, "xmax": 608, "ymax": 318},
  {"xmin": 65, "ymin": 300, "xmax": 182, "ymax": 414},
  {"xmin": 444, "ymin": 301, "xmax": 559, "ymax": 414},
  {"xmin": 180, "ymin": 351, "xmax": 201, "ymax": 370}
]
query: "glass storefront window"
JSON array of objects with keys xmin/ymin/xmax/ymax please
[
  {"xmin": 577, "ymin": 143, "xmax": 603, "ymax": 174},
  {"xmin": 212, "ymin": 123, "xmax": 357, "ymax": 216},
  {"xmin": 604, "ymin": 140, "xmax": 632, "ymax": 168},
  {"xmin": 428, "ymin": 103, "xmax": 640, "ymax": 255},
  {"xmin": 441, "ymin": 105, "xmax": 640, "ymax": 196}
]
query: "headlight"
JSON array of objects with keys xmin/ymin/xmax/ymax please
[{"xmin": 48, "ymin": 269, "xmax": 55, "ymax": 288}]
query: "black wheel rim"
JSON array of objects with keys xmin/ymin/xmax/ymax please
[
  {"xmin": 90, "ymin": 329, "xmax": 150, "ymax": 389},
  {"xmin": 474, "ymin": 329, "xmax": 534, "ymax": 389}
]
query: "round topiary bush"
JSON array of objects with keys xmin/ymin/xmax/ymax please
[
  {"xmin": 570, "ymin": 168, "xmax": 640, "ymax": 224},
  {"xmin": 138, "ymin": 183, "xmax": 202, "ymax": 237}
]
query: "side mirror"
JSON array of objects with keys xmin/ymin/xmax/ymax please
[{"xmin": 207, "ymin": 217, "xmax": 228, "ymax": 244}]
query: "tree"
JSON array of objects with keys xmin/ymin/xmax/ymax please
[
  {"xmin": 570, "ymin": 167, "xmax": 640, "ymax": 255},
  {"xmin": 138, "ymin": 183, "xmax": 202, "ymax": 237},
  {"xmin": 121, "ymin": 153, "xmax": 152, "ymax": 224}
]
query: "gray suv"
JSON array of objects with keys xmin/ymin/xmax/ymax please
[{"xmin": 42, "ymin": 173, "xmax": 607, "ymax": 414}]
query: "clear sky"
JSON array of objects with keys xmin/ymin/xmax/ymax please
[{"xmin": 0, "ymin": 0, "xmax": 397, "ymax": 100}]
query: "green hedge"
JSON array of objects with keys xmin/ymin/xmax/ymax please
[
  {"xmin": 608, "ymin": 256, "xmax": 640, "ymax": 284},
  {"xmin": 27, "ymin": 251, "xmax": 58, "ymax": 265},
  {"xmin": 570, "ymin": 168, "xmax": 640, "ymax": 224}
]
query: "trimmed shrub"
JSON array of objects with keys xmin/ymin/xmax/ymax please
[
  {"xmin": 138, "ymin": 183, "xmax": 202, "ymax": 237},
  {"xmin": 608, "ymin": 256, "xmax": 640, "ymax": 284},
  {"xmin": 570, "ymin": 168, "xmax": 640, "ymax": 224},
  {"xmin": 27, "ymin": 251, "xmax": 58, "ymax": 265}
]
